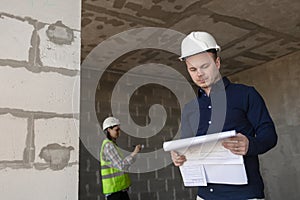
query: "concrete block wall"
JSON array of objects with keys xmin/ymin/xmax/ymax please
[
  {"xmin": 229, "ymin": 50, "xmax": 300, "ymax": 200},
  {"xmin": 80, "ymin": 68, "xmax": 198, "ymax": 200},
  {"xmin": 0, "ymin": 1, "xmax": 81, "ymax": 200}
]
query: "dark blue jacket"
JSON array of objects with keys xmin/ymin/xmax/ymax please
[{"xmin": 181, "ymin": 77, "xmax": 277, "ymax": 200}]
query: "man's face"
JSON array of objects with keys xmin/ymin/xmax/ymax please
[{"xmin": 185, "ymin": 52, "xmax": 221, "ymax": 90}]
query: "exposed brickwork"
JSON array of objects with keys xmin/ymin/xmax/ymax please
[{"xmin": 80, "ymin": 62, "xmax": 198, "ymax": 200}]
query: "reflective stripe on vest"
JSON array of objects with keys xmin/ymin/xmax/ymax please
[
  {"xmin": 101, "ymin": 170, "xmax": 125, "ymax": 179},
  {"xmin": 100, "ymin": 139, "xmax": 131, "ymax": 194}
]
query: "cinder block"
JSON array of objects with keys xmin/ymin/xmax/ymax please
[
  {"xmin": 175, "ymin": 188, "xmax": 192, "ymax": 199},
  {"xmin": 159, "ymin": 190, "xmax": 175, "ymax": 200},
  {"xmin": 130, "ymin": 95, "xmax": 146, "ymax": 107},
  {"xmin": 140, "ymin": 192, "xmax": 158, "ymax": 200},
  {"xmin": 156, "ymin": 166, "xmax": 173, "ymax": 180},
  {"xmin": 1, "ymin": 0, "xmax": 81, "ymax": 30},
  {"xmin": 0, "ymin": 66, "xmax": 79, "ymax": 113},
  {"xmin": 34, "ymin": 117, "xmax": 79, "ymax": 163},
  {"xmin": 0, "ymin": 114, "xmax": 28, "ymax": 160},
  {"xmin": 138, "ymin": 171, "xmax": 156, "ymax": 182},
  {"xmin": 167, "ymin": 178, "xmax": 185, "ymax": 192},
  {"xmin": 39, "ymin": 26, "xmax": 80, "ymax": 70},
  {"xmin": 0, "ymin": 16, "xmax": 32, "ymax": 61},
  {"xmin": 0, "ymin": 166, "xmax": 78, "ymax": 200},
  {"xmin": 128, "ymin": 193, "xmax": 139, "ymax": 200},
  {"xmin": 130, "ymin": 179, "xmax": 148, "ymax": 193},
  {"xmin": 149, "ymin": 179, "xmax": 167, "ymax": 192}
]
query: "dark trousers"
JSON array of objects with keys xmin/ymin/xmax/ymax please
[{"xmin": 107, "ymin": 190, "xmax": 130, "ymax": 200}]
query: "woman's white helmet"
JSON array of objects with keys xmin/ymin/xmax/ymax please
[
  {"xmin": 179, "ymin": 31, "xmax": 221, "ymax": 61},
  {"xmin": 102, "ymin": 117, "xmax": 120, "ymax": 131}
]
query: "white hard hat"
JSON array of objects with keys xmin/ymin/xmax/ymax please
[
  {"xmin": 102, "ymin": 117, "xmax": 120, "ymax": 131},
  {"xmin": 179, "ymin": 31, "xmax": 221, "ymax": 61}
]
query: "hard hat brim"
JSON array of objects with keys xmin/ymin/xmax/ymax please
[{"xmin": 179, "ymin": 46, "xmax": 220, "ymax": 62}]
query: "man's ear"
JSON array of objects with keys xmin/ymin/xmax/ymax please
[{"xmin": 215, "ymin": 57, "xmax": 221, "ymax": 70}]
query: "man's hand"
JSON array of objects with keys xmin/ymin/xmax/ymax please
[
  {"xmin": 171, "ymin": 151, "xmax": 186, "ymax": 166},
  {"xmin": 222, "ymin": 133, "xmax": 249, "ymax": 155}
]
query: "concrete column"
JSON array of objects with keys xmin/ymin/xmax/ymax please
[{"xmin": 0, "ymin": 0, "xmax": 81, "ymax": 200}]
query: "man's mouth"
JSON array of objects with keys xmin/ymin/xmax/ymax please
[{"xmin": 198, "ymin": 79, "xmax": 207, "ymax": 84}]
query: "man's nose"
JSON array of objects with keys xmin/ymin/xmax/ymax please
[{"xmin": 196, "ymin": 68, "xmax": 204, "ymax": 76}]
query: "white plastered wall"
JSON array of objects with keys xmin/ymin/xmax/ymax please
[{"xmin": 0, "ymin": 1, "xmax": 81, "ymax": 199}]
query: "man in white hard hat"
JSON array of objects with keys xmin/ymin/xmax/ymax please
[
  {"xmin": 100, "ymin": 116, "xmax": 142, "ymax": 200},
  {"xmin": 171, "ymin": 32, "xmax": 277, "ymax": 200}
]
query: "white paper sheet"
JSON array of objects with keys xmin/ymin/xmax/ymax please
[
  {"xmin": 203, "ymin": 164, "xmax": 247, "ymax": 185},
  {"xmin": 163, "ymin": 130, "xmax": 248, "ymax": 186},
  {"xmin": 163, "ymin": 130, "xmax": 236, "ymax": 152},
  {"xmin": 179, "ymin": 165, "xmax": 207, "ymax": 186}
]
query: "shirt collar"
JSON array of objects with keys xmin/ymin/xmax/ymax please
[{"xmin": 198, "ymin": 77, "xmax": 230, "ymax": 97}]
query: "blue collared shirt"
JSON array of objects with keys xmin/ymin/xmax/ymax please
[{"xmin": 181, "ymin": 77, "xmax": 277, "ymax": 200}]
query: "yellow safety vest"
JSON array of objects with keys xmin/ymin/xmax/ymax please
[{"xmin": 100, "ymin": 139, "xmax": 131, "ymax": 194}]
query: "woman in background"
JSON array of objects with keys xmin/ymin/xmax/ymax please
[{"xmin": 100, "ymin": 117, "xmax": 142, "ymax": 200}]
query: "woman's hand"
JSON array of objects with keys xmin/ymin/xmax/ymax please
[{"xmin": 131, "ymin": 144, "xmax": 143, "ymax": 157}]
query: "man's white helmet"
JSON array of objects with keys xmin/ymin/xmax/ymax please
[
  {"xmin": 102, "ymin": 117, "xmax": 120, "ymax": 131},
  {"xmin": 179, "ymin": 31, "xmax": 221, "ymax": 61}
]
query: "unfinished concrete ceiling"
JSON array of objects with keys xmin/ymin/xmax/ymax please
[{"xmin": 81, "ymin": 0, "xmax": 300, "ymax": 76}]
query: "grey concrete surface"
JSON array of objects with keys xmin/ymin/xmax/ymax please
[{"xmin": 80, "ymin": 1, "xmax": 300, "ymax": 199}]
